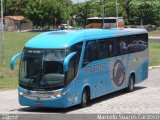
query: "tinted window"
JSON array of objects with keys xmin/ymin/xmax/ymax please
[
  {"xmin": 66, "ymin": 42, "xmax": 83, "ymax": 84},
  {"xmin": 119, "ymin": 36, "xmax": 129, "ymax": 55},
  {"xmin": 113, "ymin": 38, "xmax": 120, "ymax": 56},
  {"xmin": 83, "ymin": 39, "xmax": 114, "ymax": 66},
  {"xmin": 99, "ymin": 39, "xmax": 113, "ymax": 58},
  {"xmin": 70, "ymin": 42, "xmax": 83, "ymax": 75},
  {"xmin": 128, "ymin": 34, "xmax": 148, "ymax": 53},
  {"xmin": 84, "ymin": 41, "xmax": 97, "ymax": 63},
  {"xmin": 97, "ymin": 40, "xmax": 110, "ymax": 59},
  {"xmin": 87, "ymin": 19, "xmax": 102, "ymax": 24},
  {"xmin": 66, "ymin": 57, "xmax": 75, "ymax": 84},
  {"xmin": 104, "ymin": 19, "xmax": 116, "ymax": 23},
  {"xmin": 83, "ymin": 33, "xmax": 148, "ymax": 66}
]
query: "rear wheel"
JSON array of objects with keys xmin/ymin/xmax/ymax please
[
  {"xmin": 80, "ymin": 90, "xmax": 88, "ymax": 107},
  {"xmin": 127, "ymin": 75, "xmax": 135, "ymax": 92}
]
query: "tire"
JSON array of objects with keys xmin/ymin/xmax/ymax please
[
  {"xmin": 127, "ymin": 75, "xmax": 135, "ymax": 92},
  {"xmin": 80, "ymin": 89, "xmax": 88, "ymax": 108}
]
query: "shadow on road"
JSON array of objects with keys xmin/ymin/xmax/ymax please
[{"xmin": 16, "ymin": 86, "xmax": 146, "ymax": 114}]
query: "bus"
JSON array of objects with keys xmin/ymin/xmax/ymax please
[
  {"xmin": 10, "ymin": 28, "xmax": 148, "ymax": 108},
  {"xmin": 86, "ymin": 17, "xmax": 124, "ymax": 29}
]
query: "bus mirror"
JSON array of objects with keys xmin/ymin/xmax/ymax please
[
  {"xmin": 10, "ymin": 52, "xmax": 22, "ymax": 70},
  {"xmin": 64, "ymin": 52, "xmax": 76, "ymax": 72}
]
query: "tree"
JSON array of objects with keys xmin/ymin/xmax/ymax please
[
  {"xmin": 4, "ymin": 0, "xmax": 160, "ymax": 28},
  {"xmin": 5, "ymin": 0, "xmax": 28, "ymax": 15},
  {"xmin": 24, "ymin": 0, "xmax": 72, "ymax": 30},
  {"xmin": 128, "ymin": 0, "xmax": 160, "ymax": 25}
]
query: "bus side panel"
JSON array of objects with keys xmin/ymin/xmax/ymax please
[
  {"xmin": 127, "ymin": 49, "xmax": 148, "ymax": 85},
  {"xmin": 63, "ymin": 80, "xmax": 86, "ymax": 107},
  {"xmin": 135, "ymin": 49, "xmax": 149, "ymax": 84}
]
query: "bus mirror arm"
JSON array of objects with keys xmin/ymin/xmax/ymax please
[
  {"xmin": 10, "ymin": 52, "xmax": 22, "ymax": 70},
  {"xmin": 82, "ymin": 61, "xmax": 89, "ymax": 67},
  {"xmin": 64, "ymin": 52, "xmax": 76, "ymax": 72}
]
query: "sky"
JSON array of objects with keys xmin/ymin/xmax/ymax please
[{"xmin": 71, "ymin": 0, "xmax": 87, "ymax": 3}]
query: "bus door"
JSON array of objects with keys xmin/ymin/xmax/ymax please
[{"xmin": 81, "ymin": 40, "xmax": 107, "ymax": 98}]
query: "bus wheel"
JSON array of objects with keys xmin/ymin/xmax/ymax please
[
  {"xmin": 127, "ymin": 75, "xmax": 135, "ymax": 92},
  {"xmin": 80, "ymin": 89, "xmax": 88, "ymax": 107}
]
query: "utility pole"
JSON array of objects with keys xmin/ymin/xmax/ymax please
[
  {"xmin": 1, "ymin": 0, "xmax": 4, "ymax": 63},
  {"xmin": 116, "ymin": 0, "xmax": 119, "ymax": 28},
  {"xmin": 102, "ymin": 0, "xmax": 105, "ymax": 29},
  {"xmin": 67, "ymin": 2, "xmax": 69, "ymax": 30}
]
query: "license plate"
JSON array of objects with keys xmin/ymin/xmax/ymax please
[{"xmin": 35, "ymin": 102, "xmax": 43, "ymax": 106}]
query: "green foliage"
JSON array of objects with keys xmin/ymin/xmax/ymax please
[
  {"xmin": 5, "ymin": 0, "xmax": 72, "ymax": 29},
  {"xmin": 5, "ymin": 0, "xmax": 28, "ymax": 15},
  {"xmin": 24, "ymin": 0, "xmax": 64, "ymax": 28},
  {"xmin": 3, "ymin": 0, "xmax": 160, "ymax": 27},
  {"xmin": 72, "ymin": 0, "xmax": 160, "ymax": 26},
  {"xmin": 0, "ymin": 32, "xmax": 40, "ymax": 90},
  {"xmin": 149, "ymin": 43, "xmax": 160, "ymax": 66},
  {"xmin": 126, "ymin": 0, "xmax": 160, "ymax": 25}
]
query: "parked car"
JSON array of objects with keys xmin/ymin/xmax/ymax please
[{"xmin": 58, "ymin": 24, "xmax": 74, "ymax": 30}]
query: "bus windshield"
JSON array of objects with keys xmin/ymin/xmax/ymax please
[{"xmin": 19, "ymin": 49, "xmax": 68, "ymax": 90}]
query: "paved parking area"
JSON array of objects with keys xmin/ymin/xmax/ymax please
[{"xmin": 0, "ymin": 68, "xmax": 160, "ymax": 114}]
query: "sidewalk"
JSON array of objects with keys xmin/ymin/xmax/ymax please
[{"xmin": 149, "ymin": 36, "xmax": 160, "ymax": 42}]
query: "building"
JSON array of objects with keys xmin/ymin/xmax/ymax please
[{"xmin": 4, "ymin": 16, "xmax": 33, "ymax": 32}]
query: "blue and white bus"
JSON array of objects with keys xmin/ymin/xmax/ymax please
[{"xmin": 10, "ymin": 28, "xmax": 148, "ymax": 108}]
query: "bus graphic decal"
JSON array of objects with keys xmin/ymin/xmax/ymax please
[
  {"xmin": 112, "ymin": 60, "xmax": 125, "ymax": 87},
  {"xmin": 85, "ymin": 63, "xmax": 106, "ymax": 73}
]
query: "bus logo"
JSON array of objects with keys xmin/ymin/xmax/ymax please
[{"xmin": 113, "ymin": 60, "xmax": 125, "ymax": 87}]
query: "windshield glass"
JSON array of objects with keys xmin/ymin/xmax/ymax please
[{"xmin": 19, "ymin": 49, "xmax": 68, "ymax": 90}]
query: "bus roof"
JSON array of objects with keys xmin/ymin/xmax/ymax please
[{"xmin": 25, "ymin": 28, "xmax": 147, "ymax": 49}]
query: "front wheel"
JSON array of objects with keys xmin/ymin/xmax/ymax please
[
  {"xmin": 80, "ymin": 90, "xmax": 88, "ymax": 108},
  {"xmin": 127, "ymin": 75, "xmax": 135, "ymax": 92}
]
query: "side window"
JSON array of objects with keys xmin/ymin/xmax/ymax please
[
  {"xmin": 83, "ymin": 41, "xmax": 97, "ymax": 64},
  {"xmin": 70, "ymin": 42, "xmax": 83, "ymax": 76},
  {"xmin": 113, "ymin": 38, "xmax": 120, "ymax": 56},
  {"xmin": 66, "ymin": 57, "xmax": 75, "ymax": 84},
  {"xmin": 66, "ymin": 42, "xmax": 83, "ymax": 85},
  {"xmin": 128, "ymin": 34, "xmax": 148, "ymax": 53},
  {"xmin": 108, "ymin": 40, "xmax": 114, "ymax": 57},
  {"xmin": 97, "ymin": 40, "xmax": 109, "ymax": 59},
  {"xmin": 138, "ymin": 34, "xmax": 148, "ymax": 51},
  {"xmin": 128, "ymin": 35, "xmax": 139, "ymax": 53},
  {"xmin": 119, "ymin": 36, "xmax": 129, "ymax": 55},
  {"xmin": 97, "ymin": 39, "xmax": 114, "ymax": 59}
]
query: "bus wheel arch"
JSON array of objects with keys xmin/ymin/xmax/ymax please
[
  {"xmin": 127, "ymin": 73, "xmax": 135, "ymax": 92},
  {"xmin": 80, "ymin": 86, "xmax": 91, "ymax": 107}
]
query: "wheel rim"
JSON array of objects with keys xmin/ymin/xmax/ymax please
[
  {"xmin": 83, "ymin": 92, "xmax": 87, "ymax": 104},
  {"xmin": 130, "ymin": 77, "xmax": 134, "ymax": 90}
]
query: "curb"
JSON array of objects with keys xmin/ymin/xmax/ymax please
[
  {"xmin": 149, "ymin": 66, "xmax": 160, "ymax": 70},
  {"xmin": 149, "ymin": 37, "xmax": 160, "ymax": 39}
]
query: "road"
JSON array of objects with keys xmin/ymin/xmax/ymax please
[{"xmin": 0, "ymin": 68, "xmax": 160, "ymax": 114}]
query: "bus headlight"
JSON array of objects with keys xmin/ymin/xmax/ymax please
[
  {"xmin": 52, "ymin": 89, "xmax": 70, "ymax": 98},
  {"xmin": 53, "ymin": 89, "xmax": 62, "ymax": 98},
  {"xmin": 55, "ymin": 94, "xmax": 61, "ymax": 98},
  {"xmin": 19, "ymin": 92, "xmax": 24, "ymax": 96}
]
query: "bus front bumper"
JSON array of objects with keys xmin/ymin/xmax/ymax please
[{"xmin": 18, "ymin": 87, "xmax": 68, "ymax": 108}]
